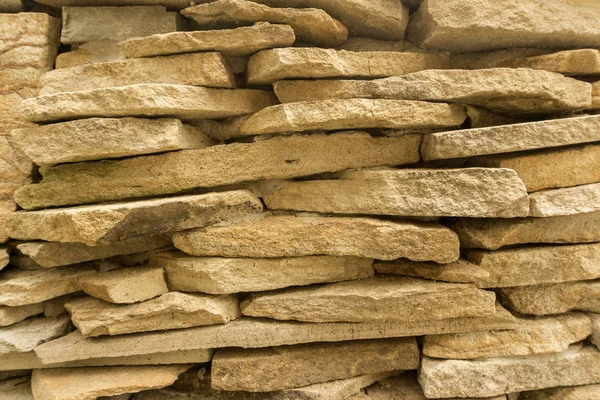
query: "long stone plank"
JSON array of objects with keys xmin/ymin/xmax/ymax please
[
  {"xmin": 374, "ymin": 258, "xmax": 490, "ymax": 284},
  {"xmin": 14, "ymin": 132, "xmax": 421, "ymax": 209},
  {"xmin": 36, "ymin": 0, "xmax": 192, "ymax": 8},
  {"xmin": 0, "ymin": 316, "xmax": 71, "ymax": 354},
  {"xmin": 512, "ymin": 49, "xmax": 600, "ymax": 76},
  {"xmin": 521, "ymin": 385, "xmax": 600, "ymax": 400},
  {"xmin": 529, "ymin": 183, "xmax": 600, "ymax": 217}
]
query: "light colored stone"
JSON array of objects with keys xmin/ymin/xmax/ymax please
[
  {"xmin": 592, "ymin": 81, "xmax": 600, "ymax": 109},
  {"xmin": 421, "ymin": 115, "xmax": 600, "ymax": 161},
  {"xmin": 120, "ymin": 23, "xmax": 294, "ymax": 59},
  {"xmin": 191, "ymin": 116, "xmax": 250, "ymax": 141},
  {"xmin": 174, "ymin": 214, "xmax": 460, "ymax": 263},
  {"xmin": 247, "ymin": 48, "xmax": 449, "ymax": 85},
  {"xmin": 0, "ymin": 316, "xmax": 71, "ymax": 354},
  {"xmin": 336, "ymin": 37, "xmax": 407, "ymax": 52},
  {"xmin": 592, "ymin": 314, "xmax": 600, "ymax": 349},
  {"xmin": 420, "ymin": 345, "xmax": 600, "ymax": 398},
  {"xmin": 263, "ymin": 168, "xmax": 529, "ymax": 218},
  {"xmin": 0, "ymin": 247, "xmax": 7, "ymax": 271},
  {"xmin": 0, "ymin": 303, "xmax": 45, "ymax": 327},
  {"xmin": 529, "ymin": 183, "xmax": 600, "ymax": 217},
  {"xmin": 512, "ymin": 49, "xmax": 600, "ymax": 76},
  {"xmin": 8, "ymin": 190, "xmax": 262, "ymax": 245},
  {"xmin": 464, "ymin": 105, "xmax": 522, "ymax": 128},
  {"xmin": 0, "ymin": 92, "xmax": 35, "ymax": 135},
  {"xmin": 15, "ymin": 132, "xmax": 420, "ymax": 209},
  {"xmin": 61, "ymin": 6, "xmax": 183, "ymax": 44},
  {"xmin": 152, "ymin": 251, "xmax": 374, "ymax": 294},
  {"xmin": 0, "ymin": 376, "xmax": 33, "ymax": 400},
  {"xmin": 0, "ymin": 0, "xmax": 23, "ymax": 12},
  {"xmin": 37, "ymin": 0, "xmax": 191, "ymax": 8},
  {"xmin": 374, "ymin": 258, "xmax": 489, "ymax": 284},
  {"xmin": 66, "ymin": 292, "xmax": 240, "ymax": 337},
  {"xmin": 450, "ymin": 48, "xmax": 556, "ymax": 70},
  {"xmin": 56, "ymin": 40, "xmax": 125, "ymax": 69},
  {"xmin": 32, "ymin": 365, "xmax": 190, "ymax": 400},
  {"xmin": 273, "ymin": 69, "xmax": 591, "ymax": 116},
  {"xmin": 212, "ymin": 338, "xmax": 419, "ymax": 392},
  {"xmin": 407, "ymin": 0, "xmax": 600, "ymax": 52},
  {"xmin": 499, "ymin": 280, "xmax": 600, "ymax": 315},
  {"xmin": 521, "ymin": 384, "xmax": 600, "ymax": 400},
  {"xmin": 21, "ymin": 84, "xmax": 277, "ymax": 123}
]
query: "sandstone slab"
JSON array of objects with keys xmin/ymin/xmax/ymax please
[
  {"xmin": 8, "ymin": 190, "xmax": 262, "ymax": 245},
  {"xmin": 246, "ymin": 48, "xmax": 449, "ymax": 84},
  {"xmin": 56, "ymin": 40, "xmax": 125, "ymax": 69},
  {"xmin": 0, "ymin": 303, "xmax": 45, "ymax": 327},
  {"xmin": 521, "ymin": 384, "xmax": 600, "ymax": 400},
  {"xmin": 21, "ymin": 84, "xmax": 277, "ymax": 123},
  {"xmin": 407, "ymin": 0, "xmax": 600, "ymax": 52},
  {"xmin": 374, "ymin": 258, "xmax": 490, "ymax": 284},
  {"xmin": 36, "ymin": 0, "xmax": 191, "ymax": 8},
  {"xmin": 0, "ymin": 376, "xmax": 33, "ymax": 400},
  {"xmin": 0, "ymin": 316, "xmax": 71, "ymax": 354},
  {"xmin": 0, "ymin": 0, "xmax": 23, "ymax": 12},
  {"xmin": 592, "ymin": 314, "xmax": 600, "ymax": 349},
  {"xmin": 182, "ymin": 0, "xmax": 347, "ymax": 47},
  {"xmin": 529, "ymin": 183, "xmax": 600, "ymax": 217},
  {"xmin": 0, "ymin": 247, "xmax": 7, "ymax": 271},
  {"xmin": 512, "ymin": 49, "xmax": 600, "ymax": 76},
  {"xmin": 211, "ymin": 338, "xmax": 418, "ymax": 392},
  {"xmin": 336, "ymin": 37, "xmax": 407, "ymax": 52},
  {"xmin": 421, "ymin": 115, "xmax": 600, "ymax": 161},
  {"xmin": 450, "ymin": 48, "xmax": 557, "ymax": 70},
  {"xmin": 15, "ymin": 132, "xmax": 421, "ymax": 209},
  {"xmin": 263, "ymin": 168, "xmax": 529, "ymax": 218},
  {"xmin": 151, "ymin": 251, "xmax": 374, "ymax": 294}
]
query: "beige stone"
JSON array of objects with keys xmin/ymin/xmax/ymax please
[
  {"xmin": 407, "ymin": 0, "xmax": 600, "ymax": 52},
  {"xmin": 0, "ymin": 0, "xmax": 23, "ymax": 12},
  {"xmin": 212, "ymin": 338, "xmax": 419, "ymax": 392},
  {"xmin": 152, "ymin": 251, "xmax": 374, "ymax": 294},
  {"xmin": 0, "ymin": 316, "xmax": 71, "ymax": 354},
  {"xmin": 592, "ymin": 314, "xmax": 600, "ymax": 349},
  {"xmin": 174, "ymin": 214, "xmax": 460, "ymax": 263},
  {"xmin": 421, "ymin": 115, "xmax": 600, "ymax": 161},
  {"xmin": 21, "ymin": 84, "xmax": 277, "ymax": 123},
  {"xmin": 450, "ymin": 48, "xmax": 556, "ymax": 70},
  {"xmin": 56, "ymin": 40, "xmax": 125, "ymax": 69},
  {"xmin": 0, "ymin": 303, "xmax": 45, "ymax": 327},
  {"xmin": 374, "ymin": 258, "xmax": 490, "ymax": 284},
  {"xmin": 464, "ymin": 105, "xmax": 522, "ymax": 128},
  {"xmin": 32, "ymin": 365, "xmax": 190, "ymax": 400},
  {"xmin": 61, "ymin": 6, "xmax": 184, "ymax": 44},
  {"xmin": 521, "ymin": 384, "xmax": 600, "ymax": 400},
  {"xmin": 247, "ymin": 48, "xmax": 449, "ymax": 85},
  {"xmin": 336, "ymin": 37, "xmax": 407, "ymax": 52},
  {"xmin": 499, "ymin": 280, "xmax": 600, "ymax": 315},
  {"xmin": 274, "ymin": 69, "xmax": 591, "ymax": 116},
  {"xmin": 0, "ymin": 376, "xmax": 33, "ymax": 400},
  {"xmin": 191, "ymin": 116, "xmax": 250, "ymax": 141},
  {"xmin": 9, "ymin": 190, "xmax": 262, "ymax": 245},
  {"xmin": 36, "ymin": 0, "xmax": 191, "ymax": 8},
  {"xmin": 420, "ymin": 345, "xmax": 600, "ymax": 398},
  {"xmin": 15, "ymin": 132, "xmax": 420, "ymax": 209},
  {"xmin": 264, "ymin": 168, "xmax": 528, "ymax": 218},
  {"xmin": 512, "ymin": 49, "xmax": 600, "ymax": 76},
  {"xmin": 529, "ymin": 183, "xmax": 600, "ymax": 217},
  {"xmin": 0, "ymin": 92, "xmax": 35, "ymax": 135},
  {"xmin": 0, "ymin": 247, "xmax": 7, "ymax": 271}
]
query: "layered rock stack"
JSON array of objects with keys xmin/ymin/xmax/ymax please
[{"xmin": 1, "ymin": 0, "xmax": 600, "ymax": 399}]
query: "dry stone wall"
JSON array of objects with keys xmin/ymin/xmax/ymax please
[{"xmin": 0, "ymin": 0, "xmax": 599, "ymax": 398}]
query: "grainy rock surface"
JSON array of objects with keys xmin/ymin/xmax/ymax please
[
  {"xmin": 0, "ymin": 303, "xmax": 45, "ymax": 327},
  {"xmin": 55, "ymin": 40, "xmax": 125, "ymax": 69},
  {"xmin": 512, "ymin": 49, "xmax": 600, "ymax": 76},
  {"xmin": 374, "ymin": 258, "xmax": 490, "ymax": 284},
  {"xmin": 0, "ymin": 316, "xmax": 71, "ymax": 354},
  {"xmin": 0, "ymin": 376, "xmax": 33, "ymax": 400},
  {"xmin": 520, "ymin": 384, "xmax": 600, "ymax": 400},
  {"xmin": 529, "ymin": 183, "xmax": 600, "ymax": 217},
  {"xmin": 592, "ymin": 314, "xmax": 600, "ymax": 349}
]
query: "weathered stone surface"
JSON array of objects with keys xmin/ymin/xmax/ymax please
[
  {"xmin": 521, "ymin": 384, "xmax": 600, "ymax": 400},
  {"xmin": 450, "ymin": 48, "xmax": 556, "ymax": 70},
  {"xmin": 174, "ymin": 214, "xmax": 460, "ymax": 263},
  {"xmin": 0, "ymin": 316, "xmax": 71, "ymax": 354},
  {"xmin": 0, "ymin": 0, "xmax": 23, "ymax": 12},
  {"xmin": 336, "ymin": 37, "xmax": 407, "ymax": 52},
  {"xmin": 407, "ymin": 0, "xmax": 600, "ymax": 52},
  {"xmin": 191, "ymin": 116, "xmax": 250, "ymax": 141},
  {"xmin": 592, "ymin": 314, "xmax": 600, "ymax": 349},
  {"xmin": 56, "ymin": 40, "xmax": 125, "ymax": 69},
  {"xmin": 120, "ymin": 23, "xmax": 294, "ymax": 58},
  {"xmin": 529, "ymin": 183, "xmax": 600, "ymax": 217},
  {"xmin": 512, "ymin": 49, "xmax": 600, "ymax": 76},
  {"xmin": 212, "ymin": 338, "xmax": 418, "ymax": 392},
  {"xmin": 0, "ymin": 247, "xmax": 7, "ymax": 271},
  {"xmin": 32, "ymin": 365, "xmax": 190, "ymax": 400},
  {"xmin": 374, "ymin": 258, "xmax": 490, "ymax": 284},
  {"xmin": 467, "ymin": 143, "xmax": 600, "ymax": 192},
  {"xmin": 421, "ymin": 115, "xmax": 600, "ymax": 161},
  {"xmin": 66, "ymin": 292, "xmax": 240, "ymax": 337},
  {"xmin": 0, "ymin": 92, "xmax": 35, "ymax": 136},
  {"xmin": 420, "ymin": 345, "xmax": 600, "ymax": 398},
  {"xmin": 464, "ymin": 105, "xmax": 522, "ymax": 128},
  {"xmin": 9, "ymin": 190, "xmax": 262, "ymax": 245},
  {"xmin": 274, "ymin": 69, "xmax": 591, "ymax": 116},
  {"xmin": 499, "ymin": 280, "xmax": 600, "ymax": 315},
  {"xmin": 246, "ymin": 48, "xmax": 449, "ymax": 84},
  {"xmin": 61, "ymin": 6, "xmax": 183, "ymax": 44},
  {"xmin": 15, "ymin": 132, "xmax": 420, "ymax": 209},
  {"xmin": 264, "ymin": 168, "xmax": 529, "ymax": 218},
  {"xmin": 0, "ymin": 376, "xmax": 33, "ymax": 400},
  {"xmin": 36, "ymin": 0, "xmax": 191, "ymax": 8},
  {"xmin": 21, "ymin": 84, "xmax": 277, "ymax": 123},
  {"xmin": 152, "ymin": 251, "xmax": 374, "ymax": 294},
  {"xmin": 0, "ymin": 303, "xmax": 44, "ymax": 327}
]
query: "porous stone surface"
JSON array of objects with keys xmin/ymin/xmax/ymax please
[
  {"xmin": 512, "ymin": 49, "xmax": 600, "ymax": 76},
  {"xmin": 0, "ymin": 316, "xmax": 71, "ymax": 354},
  {"xmin": 529, "ymin": 183, "xmax": 600, "ymax": 217},
  {"xmin": 336, "ymin": 37, "xmax": 407, "ymax": 52},
  {"xmin": 592, "ymin": 314, "xmax": 600, "ymax": 349},
  {"xmin": 0, "ymin": 376, "xmax": 33, "ymax": 400},
  {"xmin": 450, "ymin": 48, "xmax": 557, "ymax": 70},
  {"xmin": 520, "ymin": 384, "xmax": 600, "ymax": 400},
  {"xmin": 35, "ymin": 0, "xmax": 191, "ymax": 8},
  {"xmin": 374, "ymin": 258, "xmax": 490, "ymax": 284},
  {"xmin": 55, "ymin": 40, "xmax": 125, "ymax": 69},
  {"xmin": 0, "ymin": 303, "xmax": 45, "ymax": 327},
  {"xmin": 0, "ymin": 247, "xmax": 8, "ymax": 271}
]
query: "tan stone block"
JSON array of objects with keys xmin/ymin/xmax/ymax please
[
  {"xmin": 191, "ymin": 115, "xmax": 250, "ymax": 141},
  {"xmin": 0, "ymin": 316, "xmax": 71, "ymax": 354},
  {"xmin": 0, "ymin": 0, "xmax": 23, "ymax": 12},
  {"xmin": 512, "ymin": 49, "xmax": 600, "ymax": 76},
  {"xmin": 464, "ymin": 105, "xmax": 522, "ymax": 128},
  {"xmin": 55, "ymin": 40, "xmax": 125, "ymax": 69},
  {"xmin": 450, "ymin": 48, "xmax": 556, "ymax": 70},
  {"xmin": 0, "ymin": 376, "xmax": 33, "ymax": 400},
  {"xmin": 374, "ymin": 258, "xmax": 489, "ymax": 284},
  {"xmin": 0, "ymin": 303, "xmax": 45, "ymax": 327},
  {"xmin": 0, "ymin": 92, "xmax": 35, "ymax": 136},
  {"xmin": 529, "ymin": 183, "xmax": 600, "ymax": 217},
  {"xmin": 592, "ymin": 314, "xmax": 600, "ymax": 349},
  {"xmin": 36, "ymin": 0, "xmax": 191, "ymax": 8},
  {"xmin": 336, "ymin": 37, "xmax": 407, "ymax": 52},
  {"xmin": 521, "ymin": 384, "xmax": 600, "ymax": 400},
  {"xmin": 0, "ymin": 247, "xmax": 7, "ymax": 271}
]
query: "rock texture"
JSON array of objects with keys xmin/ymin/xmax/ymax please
[
  {"xmin": 0, "ymin": 316, "xmax": 71, "ymax": 354},
  {"xmin": 56, "ymin": 40, "xmax": 125, "ymax": 69},
  {"xmin": 592, "ymin": 314, "xmax": 600, "ymax": 349},
  {"xmin": 374, "ymin": 258, "xmax": 490, "ymax": 284},
  {"xmin": 529, "ymin": 183, "xmax": 600, "ymax": 217},
  {"xmin": 0, "ymin": 303, "xmax": 45, "ymax": 327},
  {"xmin": 0, "ymin": 247, "xmax": 8, "ymax": 271},
  {"xmin": 512, "ymin": 49, "xmax": 600, "ymax": 76},
  {"xmin": 521, "ymin": 384, "xmax": 600, "ymax": 400}
]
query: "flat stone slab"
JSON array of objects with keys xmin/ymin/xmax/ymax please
[
  {"xmin": 211, "ymin": 338, "xmax": 419, "ymax": 392},
  {"xmin": 173, "ymin": 214, "xmax": 460, "ymax": 263},
  {"xmin": 273, "ymin": 68, "xmax": 591, "ymax": 116},
  {"xmin": 0, "ymin": 376, "xmax": 33, "ymax": 400},
  {"xmin": 421, "ymin": 115, "xmax": 600, "ymax": 161},
  {"xmin": 120, "ymin": 23, "xmax": 294, "ymax": 58},
  {"xmin": 8, "ymin": 190, "xmax": 262, "ymax": 245},
  {"xmin": 56, "ymin": 40, "xmax": 125, "ymax": 69},
  {"xmin": 419, "ymin": 345, "xmax": 600, "ymax": 398},
  {"xmin": 247, "ymin": 48, "xmax": 449, "ymax": 85},
  {"xmin": 9, "ymin": 117, "xmax": 216, "ymax": 166},
  {"xmin": 0, "ymin": 247, "xmax": 7, "ymax": 271},
  {"xmin": 521, "ymin": 384, "xmax": 600, "ymax": 400},
  {"xmin": 512, "ymin": 49, "xmax": 600, "ymax": 76},
  {"xmin": 592, "ymin": 314, "xmax": 600, "ymax": 349},
  {"xmin": 151, "ymin": 251, "xmax": 374, "ymax": 294},
  {"xmin": 529, "ymin": 183, "xmax": 600, "ymax": 217},
  {"xmin": 0, "ymin": 303, "xmax": 45, "ymax": 327},
  {"xmin": 407, "ymin": 0, "xmax": 600, "ymax": 52},
  {"xmin": 181, "ymin": 0, "xmax": 347, "ymax": 47},
  {"xmin": 263, "ymin": 168, "xmax": 529, "ymax": 218},
  {"xmin": 36, "ymin": 0, "xmax": 191, "ymax": 8},
  {"xmin": 0, "ymin": 316, "xmax": 71, "ymax": 354},
  {"xmin": 374, "ymin": 258, "xmax": 490, "ymax": 284},
  {"xmin": 21, "ymin": 84, "xmax": 277, "ymax": 123}
]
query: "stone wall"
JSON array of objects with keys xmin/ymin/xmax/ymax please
[{"xmin": 1, "ymin": 0, "xmax": 600, "ymax": 399}]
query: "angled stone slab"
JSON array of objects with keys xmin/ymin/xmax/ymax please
[
  {"xmin": 174, "ymin": 214, "xmax": 460, "ymax": 263},
  {"xmin": 512, "ymin": 49, "xmax": 600, "ymax": 76},
  {"xmin": 263, "ymin": 168, "xmax": 529, "ymax": 218},
  {"xmin": 9, "ymin": 117, "xmax": 216, "ymax": 166},
  {"xmin": 8, "ymin": 190, "xmax": 262, "ymax": 245},
  {"xmin": 407, "ymin": 0, "xmax": 600, "ymax": 52},
  {"xmin": 592, "ymin": 314, "xmax": 600, "ymax": 349},
  {"xmin": 0, "ymin": 376, "xmax": 33, "ymax": 400},
  {"xmin": 529, "ymin": 183, "xmax": 600, "ymax": 217},
  {"xmin": 0, "ymin": 247, "xmax": 7, "ymax": 271},
  {"xmin": 56, "ymin": 40, "xmax": 125, "ymax": 69},
  {"xmin": 211, "ymin": 338, "xmax": 419, "ymax": 391},
  {"xmin": 467, "ymin": 143, "xmax": 600, "ymax": 192},
  {"xmin": 0, "ymin": 303, "xmax": 45, "ymax": 327},
  {"xmin": 521, "ymin": 384, "xmax": 600, "ymax": 400},
  {"xmin": 181, "ymin": 0, "xmax": 347, "ymax": 47},
  {"xmin": 374, "ymin": 258, "xmax": 490, "ymax": 284},
  {"xmin": 421, "ymin": 115, "xmax": 600, "ymax": 161},
  {"xmin": 151, "ymin": 251, "xmax": 374, "ymax": 294},
  {"xmin": 15, "ymin": 132, "xmax": 420, "ymax": 209},
  {"xmin": 273, "ymin": 68, "xmax": 591, "ymax": 116},
  {"xmin": 0, "ymin": 316, "xmax": 71, "ymax": 354},
  {"xmin": 21, "ymin": 84, "xmax": 277, "ymax": 123},
  {"xmin": 120, "ymin": 23, "xmax": 294, "ymax": 58},
  {"xmin": 247, "ymin": 48, "xmax": 449, "ymax": 84},
  {"xmin": 419, "ymin": 345, "xmax": 600, "ymax": 398}
]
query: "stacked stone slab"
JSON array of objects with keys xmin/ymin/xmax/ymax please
[{"xmin": 1, "ymin": 0, "xmax": 600, "ymax": 398}]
